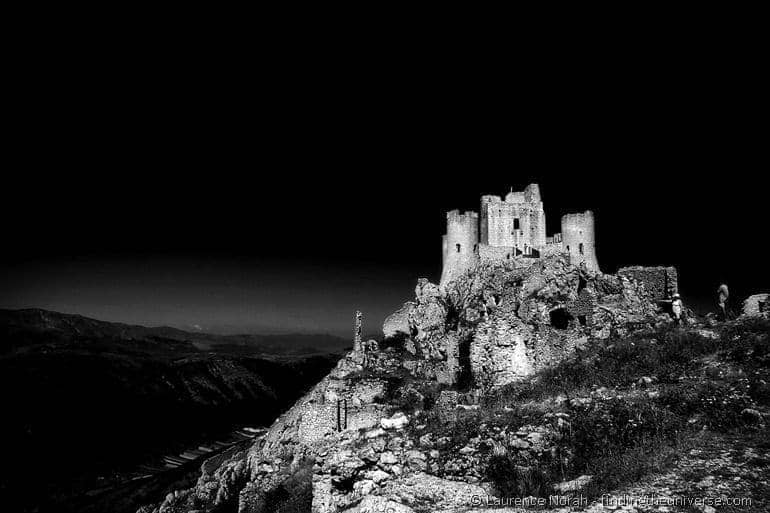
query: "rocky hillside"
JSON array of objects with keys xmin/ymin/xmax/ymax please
[
  {"xmin": 140, "ymin": 255, "xmax": 769, "ymax": 513},
  {"xmin": 0, "ymin": 309, "xmax": 343, "ymax": 513}
]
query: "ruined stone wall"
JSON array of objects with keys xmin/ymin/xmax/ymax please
[
  {"xmin": 478, "ymin": 244, "xmax": 517, "ymax": 263},
  {"xmin": 439, "ymin": 210, "xmax": 479, "ymax": 289},
  {"xmin": 741, "ymin": 293, "xmax": 769, "ymax": 318},
  {"xmin": 561, "ymin": 211, "xmax": 599, "ymax": 272},
  {"xmin": 617, "ymin": 266, "xmax": 678, "ymax": 300},
  {"xmin": 540, "ymin": 243, "xmax": 564, "ymax": 258}
]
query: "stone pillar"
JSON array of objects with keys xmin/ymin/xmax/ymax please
[{"xmin": 353, "ymin": 310, "xmax": 363, "ymax": 352}]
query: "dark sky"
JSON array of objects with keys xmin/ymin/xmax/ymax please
[{"xmin": 2, "ymin": 45, "xmax": 767, "ymax": 336}]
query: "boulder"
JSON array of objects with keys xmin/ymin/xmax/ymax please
[
  {"xmin": 381, "ymin": 412, "xmax": 410, "ymax": 430},
  {"xmin": 383, "ymin": 301, "xmax": 415, "ymax": 338}
]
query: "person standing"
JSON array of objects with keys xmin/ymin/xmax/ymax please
[
  {"xmin": 671, "ymin": 293, "xmax": 684, "ymax": 324},
  {"xmin": 718, "ymin": 283, "xmax": 729, "ymax": 321}
]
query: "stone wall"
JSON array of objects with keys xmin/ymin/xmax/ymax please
[
  {"xmin": 742, "ymin": 293, "xmax": 770, "ymax": 318},
  {"xmin": 617, "ymin": 266, "xmax": 678, "ymax": 300},
  {"xmin": 478, "ymin": 244, "xmax": 517, "ymax": 263}
]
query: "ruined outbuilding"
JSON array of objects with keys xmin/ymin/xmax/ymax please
[{"xmin": 742, "ymin": 293, "xmax": 770, "ymax": 318}]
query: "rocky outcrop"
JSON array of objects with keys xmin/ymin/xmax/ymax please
[
  {"xmin": 436, "ymin": 255, "xmax": 662, "ymax": 390},
  {"xmin": 382, "ymin": 302, "xmax": 415, "ymax": 339}
]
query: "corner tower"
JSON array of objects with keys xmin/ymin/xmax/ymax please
[
  {"xmin": 440, "ymin": 210, "xmax": 479, "ymax": 289},
  {"xmin": 561, "ymin": 210, "xmax": 599, "ymax": 271}
]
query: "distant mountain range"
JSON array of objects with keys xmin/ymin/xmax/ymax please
[
  {"xmin": 0, "ymin": 308, "xmax": 345, "ymax": 513},
  {"xmin": 0, "ymin": 308, "xmax": 351, "ymax": 355}
]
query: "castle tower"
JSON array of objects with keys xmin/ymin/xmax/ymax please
[
  {"xmin": 439, "ymin": 210, "xmax": 479, "ymax": 289},
  {"xmin": 524, "ymin": 184, "xmax": 547, "ymax": 248},
  {"xmin": 480, "ymin": 184, "xmax": 546, "ymax": 251},
  {"xmin": 561, "ymin": 210, "xmax": 599, "ymax": 271},
  {"xmin": 479, "ymin": 195, "xmax": 501, "ymax": 245}
]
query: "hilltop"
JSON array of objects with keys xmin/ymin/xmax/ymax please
[{"xmin": 141, "ymin": 254, "xmax": 769, "ymax": 513}]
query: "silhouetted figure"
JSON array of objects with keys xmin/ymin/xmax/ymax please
[{"xmin": 718, "ymin": 283, "xmax": 729, "ymax": 321}]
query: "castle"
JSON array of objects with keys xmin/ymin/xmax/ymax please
[{"xmin": 440, "ymin": 183, "xmax": 598, "ymax": 288}]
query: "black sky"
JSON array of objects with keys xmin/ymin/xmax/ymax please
[{"xmin": 2, "ymin": 41, "xmax": 767, "ymax": 336}]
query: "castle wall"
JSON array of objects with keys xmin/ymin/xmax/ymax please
[
  {"xmin": 439, "ymin": 210, "xmax": 479, "ymax": 289},
  {"xmin": 479, "ymin": 195, "xmax": 501, "ymax": 245},
  {"xmin": 617, "ymin": 266, "xmax": 678, "ymax": 300},
  {"xmin": 478, "ymin": 244, "xmax": 517, "ymax": 263},
  {"xmin": 539, "ymin": 243, "xmax": 564, "ymax": 258},
  {"xmin": 561, "ymin": 211, "xmax": 599, "ymax": 271}
]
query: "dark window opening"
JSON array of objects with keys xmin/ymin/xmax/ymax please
[
  {"xmin": 456, "ymin": 244, "xmax": 461, "ymax": 252},
  {"xmin": 549, "ymin": 308, "xmax": 572, "ymax": 329},
  {"xmin": 579, "ymin": 243, "xmax": 584, "ymax": 255},
  {"xmin": 578, "ymin": 276, "xmax": 587, "ymax": 293},
  {"xmin": 566, "ymin": 245, "xmax": 570, "ymax": 252},
  {"xmin": 506, "ymin": 254, "xmax": 510, "ymax": 259},
  {"xmin": 578, "ymin": 315, "xmax": 587, "ymax": 326},
  {"xmin": 457, "ymin": 336, "xmax": 473, "ymax": 390},
  {"xmin": 513, "ymin": 218, "xmax": 520, "ymax": 229}
]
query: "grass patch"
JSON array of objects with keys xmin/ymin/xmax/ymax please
[
  {"xmin": 481, "ymin": 319, "xmax": 769, "ymax": 499},
  {"xmin": 486, "ymin": 396, "xmax": 686, "ymax": 498},
  {"xmin": 489, "ymin": 318, "xmax": 770, "ymax": 407}
]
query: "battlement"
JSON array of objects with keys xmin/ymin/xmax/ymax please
[
  {"xmin": 447, "ymin": 209, "xmax": 479, "ymax": 222},
  {"xmin": 562, "ymin": 210, "xmax": 595, "ymax": 223}
]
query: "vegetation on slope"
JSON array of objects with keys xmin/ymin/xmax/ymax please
[{"xmin": 407, "ymin": 318, "xmax": 770, "ymax": 503}]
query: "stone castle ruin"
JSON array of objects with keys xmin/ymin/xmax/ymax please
[
  {"xmin": 440, "ymin": 184, "xmax": 598, "ymax": 288},
  {"xmin": 147, "ymin": 185, "xmax": 692, "ymax": 513}
]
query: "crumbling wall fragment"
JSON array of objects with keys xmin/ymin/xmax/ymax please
[
  {"xmin": 742, "ymin": 293, "xmax": 770, "ymax": 318},
  {"xmin": 617, "ymin": 266, "xmax": 678, "ymax": 300}
]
